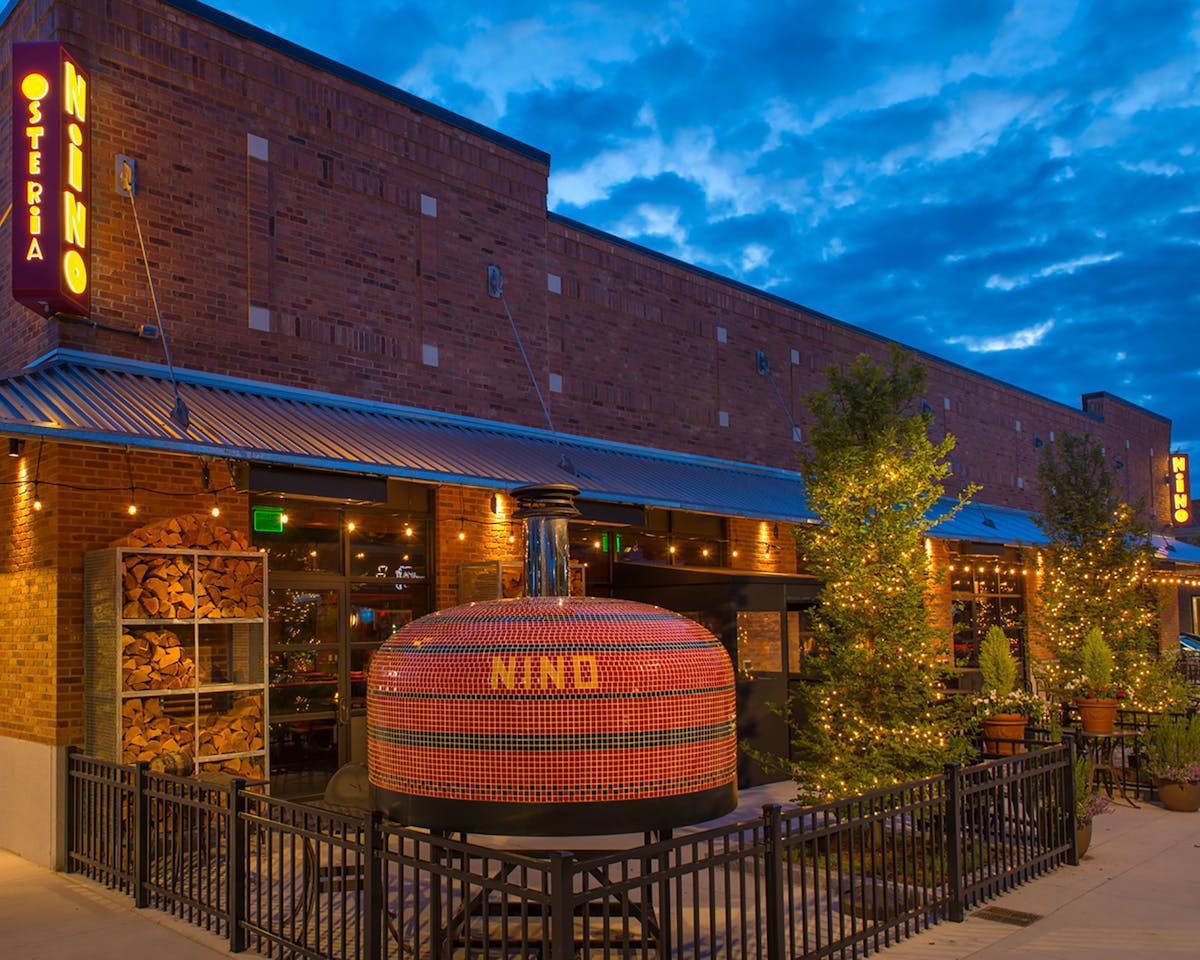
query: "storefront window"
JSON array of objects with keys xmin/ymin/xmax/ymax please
[
  {"xmin": 347, "ymin": 516, "xmax": 427, "ymax": 581},
  {"xmin": 252, "ymin": 504, "xmax": 341, "ymax": 573},
  {"xmin": 951, "ymin": 555, "xmax": 1026, "ymax": 669},
  {"xmin": 737, "ymin": 610, "xmax": 783, "ymax": 675}
]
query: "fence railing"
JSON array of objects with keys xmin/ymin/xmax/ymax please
[{"xmin": 65, "ymin": 744, "xmax": 1076, "ymax": 959}]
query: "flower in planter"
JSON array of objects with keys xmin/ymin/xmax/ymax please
[
  {"xmin": 1074, "ymin": 756, "xmax": 1112, "ymax": 826},
  {"xmin": 972, "ymin": 625, "xmax": 1048, "ymax": 723}
]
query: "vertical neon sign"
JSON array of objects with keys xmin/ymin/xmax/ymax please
[
  {"xmin": 1172, "ymin": 454, "xmax": 1191, "ymax": 526},
  {"xmin": 11, "ymin": 42, "xmax": 90, "ymax": 317}
]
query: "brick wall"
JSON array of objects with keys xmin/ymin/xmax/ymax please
[
  {"xmin": 0, "ymin": 0, "xmax": 1174, "ymax": 531},
  {"xmin": 0, "ymin": 439, "xmax": 248, "ymax": 744}
]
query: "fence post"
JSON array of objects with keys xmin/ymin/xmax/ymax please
[
  {"xmin": 943, "ymin": 762, "xmax": 964, "ymax": 922},
  {"xmin": 362, "ymin": 809, "xmax": 384, "ymax": 960},
  {"xmin": 227, "ymin": 778, "xmax": 247, "ymax": 953},
  {"xmin": 64, "ymin": 746, "xmax": 79, "ymax": 874},
  {"xmin": 1065, "ymin": 736, "xmax": 1079, "ymax": 866},
  {"xmin": 132, "ymin": 762, "xmax": 149, "ymax": 908},
  {"xmin": 547, "ymin": 851, "xmax": 575, "ymax": 960},
  {"xmin": 762, "ymin": 804, "xmax": 786, "ymax": 960}
]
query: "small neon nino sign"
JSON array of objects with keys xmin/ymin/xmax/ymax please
[
  {"xmin": 1172, "ymin": 453, "xmax": 1191, "ymax": 526},
  {"xmin": 11, "ymin": 42, "xmax": 90, "ymax": 317}
]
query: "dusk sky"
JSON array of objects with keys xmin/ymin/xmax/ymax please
[{"xmin": 217, "ymin": 1, "xmax": 1200, "ymax": 451}]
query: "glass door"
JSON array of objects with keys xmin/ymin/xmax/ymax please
[
  {"xmin": 347, "ymin": 584, "xmax": 419, "ymax": 763},
  {"xmin": 268, "ymin": 585, "xmax": 344, "ymax": 797}
]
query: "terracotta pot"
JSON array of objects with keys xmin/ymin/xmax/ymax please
[
  {"xmin": 1076, "ymin": 821, "xmax": 1093, "ymax": 857},
  {"xmin": 1155, "ymin": 779, "xmax": 1200, "ymax": 812},
  {"xmin": 1075, "ymin": 697, "xmax": 1118, "ymax": 734},
  {"xmin": 981, "ymin": 713, "xmax": 1027, "ymax": 756}
]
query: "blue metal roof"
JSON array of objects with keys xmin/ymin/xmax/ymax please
[
  {"xmin": 927, "ymin": 499, "xmax": 1049, "ymax": 546},
  {"xmin": 6, "ymin": 351, "xmax": 1195, "ymax": 565},
  {"xmin": 1153, "ymin": 536, "xmax": 1200, "ymax": 565},
  {"xmin": 0, "ymin": 351, "xmax": 818, "ymax": 524}
]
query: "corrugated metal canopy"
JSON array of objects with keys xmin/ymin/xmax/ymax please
[
  {"xmin": 0, "ymin": 350, "xmax": 819, "ymax": 523},
  {"xmin": 1153, "ymin": 536, "xmax": 1200, "ymax": 565},
  {"xmin": 927, "ymin": 499, "xmax": 1049, "ymax": 546},
  {"xmin": 5, "ymin": 351, "xmax": 1196, "ymax": 564}
]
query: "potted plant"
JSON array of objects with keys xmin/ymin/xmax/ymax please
[
  {"xmin": 974, "ymin": 625, "xmax": 1046, "ymax": 754},
  {"xmin": 1145, "ymin": 714, "xmax": 1200, "ymax": 812},
  {"xmin": 1074, "ymin": 754, "xmax": 1111, "ymax": 856},
  {"xmin": 1069, "ymin": 628, "xmax": 1125, "ymax": 734}
]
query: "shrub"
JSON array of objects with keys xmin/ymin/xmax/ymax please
[{"xmin": 1146, "ymin": 715, "xmax": 1200, "ymax": 784}]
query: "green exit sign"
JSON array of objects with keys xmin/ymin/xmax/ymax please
[{"xmin": 253, "ymin": 506, "xmax": 284, "ymax": 533}]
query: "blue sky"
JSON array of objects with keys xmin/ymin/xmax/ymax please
[{"xmin": 217, "ymin": 1, "xmax": 1200, "ymax": 451}]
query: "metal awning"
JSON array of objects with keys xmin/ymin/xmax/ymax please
[
  {"xmin": 5, "ymin": 350, "xmax": 1196, "ymax": 563},
  {"xmin": 0, "ymin": 350, "xmax": 818, "ymax": 523},
  {"xmin": 1153, "ymin": 536, "xmax": 1200, "ymax": 566},
  {"xmin": 927, "ymin": 500, "xmax": 1049, "ymax": 546}
]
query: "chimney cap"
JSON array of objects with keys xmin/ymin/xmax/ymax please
[{"xmin": 511, "ymin": 483, "xmax": 580, "ymax": 519}]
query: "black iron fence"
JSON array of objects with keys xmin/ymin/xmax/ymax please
[{"xmin": 66, "ymin": 744, "xmax": 1077, "ymax": 959}]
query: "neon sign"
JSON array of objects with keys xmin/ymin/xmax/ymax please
[
  {"xmin": 11, "ymin": 42, "xmax": 90, "ymax": 317},
  {"xmin": 1172, "ymin": 453, "xmax": 1191, "ymax": 526}
]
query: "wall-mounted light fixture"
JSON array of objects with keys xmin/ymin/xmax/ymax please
[{"xmin": 8, "ymin": 438, "xmax": 24, "ymax": 457}]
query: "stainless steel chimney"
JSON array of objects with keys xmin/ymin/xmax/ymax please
[{"xmin": 511, "ymin": 483, "xmax": 580, "ymax": 598}]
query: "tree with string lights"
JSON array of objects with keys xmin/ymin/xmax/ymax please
[
  {"xmin": 777, "ymin": 347, "xmax": 976, "ymax": 800},
  {"xmin": 1033, "ymin": 431, "xmax": 1184, "ymax": 709}
]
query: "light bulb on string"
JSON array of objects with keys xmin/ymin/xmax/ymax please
[
  {"xmin": 124, "ymin": 448, "xmax": 138, "ymax": 517},
  {"xmin": 31, "ymin": 439, "xmax": 44, "ymax": 512}
]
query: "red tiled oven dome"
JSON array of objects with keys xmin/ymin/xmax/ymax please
[{"xmin": 367, "ymin": 595, "xmax": 737, "ymax": 834}]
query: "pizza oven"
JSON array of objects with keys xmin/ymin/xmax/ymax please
[{"xmin": 366, "ymin": 483, "xmax": 737, "ymax": 835}]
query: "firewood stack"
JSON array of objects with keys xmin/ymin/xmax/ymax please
[
  {"xmin": 107, "ymin": 513, "xmax": 266, "ymax": 779},
  {"xmin": 116, "ymin": 513, "xmax": 252, "ymax": 551},
  {"xmin": 123, "ymin": 629, "xmax": 195, "ymax": 690},
  {"xmin": 122, "ymin": 697, "xmax": 195, "ymax": 766},
  {"xmin": 198, "ymin": 696, "xmax": 265, "ymax": 777},
  {"xmin": 113, "ymin": 514, "xmax": 264, "ymax": 620},
  {"xmin": 197, "ymin": 556, "xmax": 264, "ymax": 618}
]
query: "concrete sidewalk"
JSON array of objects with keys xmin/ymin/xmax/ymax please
[
  {"xmin": 0, "ymin": 850, "xmax": 228, "ymax": 959},
  {"xmin": 2, "ymin": 796, "xmax": 1199, "ymax": 959},
  {"xmin": 882, "ymin": 798, "xmax": 1200, "ymax": 959}
]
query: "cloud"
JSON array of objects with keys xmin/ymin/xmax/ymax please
[
  {"xmin": 985, "ymin": 253, "xmax": 1122, "ymax": 291},
  {"xmin": 947, "ymin": 320, "xmax": 1055, "ymax": 353}
]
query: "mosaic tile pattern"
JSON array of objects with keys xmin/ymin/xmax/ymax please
[{"xmin": 367, "ymin": 596, "xmax": 736, "ymax": 810}]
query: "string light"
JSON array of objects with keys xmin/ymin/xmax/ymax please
[
  {"xmin": 32, "ymin": 439, "xmax": 43, "ymax": 512},
  {"xmin": 124, "ymin": 449, "xmax": 138, "ymax": 516}
]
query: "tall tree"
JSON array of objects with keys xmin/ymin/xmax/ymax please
[
  {"xmin": 1033, "ymin": 432, "xmax": 1179, "ymax": 708},
  {"xmin": 786, "ymin": 347, "xmax": 974, "ymax": 799}
]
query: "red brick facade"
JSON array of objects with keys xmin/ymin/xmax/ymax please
[
  {"xmin": 0, "ymin": 0, "xmax": 1186, "ymax": 863},
  {"xmin": 0, "ymin": 0, "xmax": 1172, "ymax": 521}
]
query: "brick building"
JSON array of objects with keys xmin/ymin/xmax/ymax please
[{"xmin": 1, "ymin": 0, "xmax": 1198, "ymax": 866}]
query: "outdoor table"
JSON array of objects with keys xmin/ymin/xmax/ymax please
[{"xmin": 1075, "ymin": 728, "xmax": 1140, "ymax": 807}]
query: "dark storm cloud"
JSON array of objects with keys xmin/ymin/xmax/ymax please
[{"xmin": 213, "ymin": 1, "xmax": 1200, "ymax": 452}]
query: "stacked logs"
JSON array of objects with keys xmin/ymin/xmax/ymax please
[
  {"xmin": 198, "ymin": 697, "xmax": 265, "ymax": 777},
  {"xmin": 122, "ymin": 697, "xmax": 194, "ymax": 768},
  {"xmin": 114, "ymin": 513, "xmax": 264, "ymax": 620},
  {"xmin": 123, "ymin": 629, "xmax": 195, "ymax": 690},
  {"xmin": 116, "ymin": 513, "xmax": 251, "ymax": 551},
  {"xmin": 196, "ymin": 556, "xmax": 264, "ymax": 618},
  {"xmin": 121, "ymin": 695, "xmax": 264, "ymax": 777},
  {"xmin": 112, "ymin": 514, "xmax": 266, "ymax": 778},
  {"xmin": 121, "ymin": 554, "xmax": 263, "ymax": 620}
]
